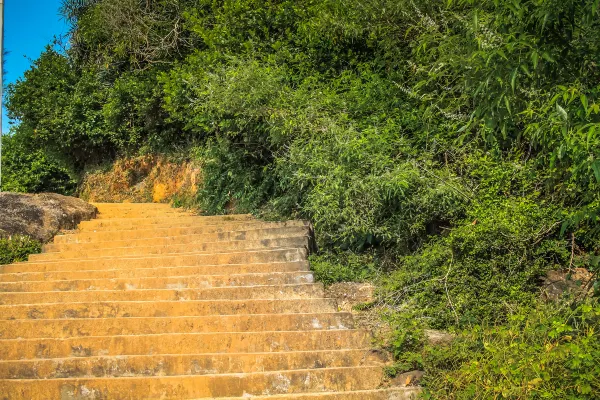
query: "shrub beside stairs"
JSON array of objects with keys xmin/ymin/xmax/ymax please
[{"xmin": 0, "ymin": 203, "xmax": 418, "ymax": 399}]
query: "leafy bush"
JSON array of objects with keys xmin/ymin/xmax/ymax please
[
  {"xmin": 309, "ymin": 252, "xmax": 381, "ymax": 286},
  {"xmin": 0, "ymin": 235, "xmax": 42, "ymax": 265},
  {"xmin": 379, "ymin": 197, "xmax": 567, "ymax": 328},
  {"xmin": 405, "ymin": 301, "xmax": 600, "ymax": 399},
  {"xmin": 0, "ymin": 127, "xmax": 76, "ymax": 194}
]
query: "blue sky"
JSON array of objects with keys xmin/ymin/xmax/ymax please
[{"xmin": 3, "ymin": 0, "xmax": 68, "ymax": 132}]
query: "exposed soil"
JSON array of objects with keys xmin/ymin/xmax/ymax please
[{"xmin": 79, "ymin": 155, "xmax": 201, "ymax": 206}]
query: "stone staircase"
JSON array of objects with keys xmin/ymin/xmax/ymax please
[{"xmin": 0, "ymin": 203, "xmax": 418, "ymax": 399}]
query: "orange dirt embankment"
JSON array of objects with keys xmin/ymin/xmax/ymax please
[{"xmin": 78, "ymin": 155, "xmax": 201, "ymax": 205}]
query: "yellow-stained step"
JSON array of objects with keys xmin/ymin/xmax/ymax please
[
  {"xmin": 1, "ymin": 367, "xmax": 391, "ymax": 398},
  {"xmin": 0, "ymin": 313, "xmax": 354, "ymax": 338},
  {"xmin": 54, "ymin": 221, "xmax": 310, "ymax": 244},
  {"xmin": 45, "ymin": 226, "xmax": 309, "ymax": 252},
  {"xmin": 0, "ymin": 283, "xmax": 325, "ymax": 304},
  {"xmin": 79, "ymin": 214, "xmax": 255, "ymax": 229},
  {"xmin": 0, "ymin": 330, "xmax": 371, "ymax": 359},
  {"xmin": 0, "ymin": 349, "xmax": 381, "ymax": 379},
  {"xmin": 0, "ymin": 271, "xmax": 315, "ymax": 292},
  {"xmin": 30, "ymin": 236, "xmax": 310, "ymax": 261},
  {"xmin": 0, "ymin": 261, "xmax": 309, "ymax": 282},
  {"xmin": 4, "ymin": 248, "xmax": 308, "ymax": 273},
  {"xmin": 0, "ymin": 203, "xmax": 417, "ymax": 399},
  {"xmin": 221, "ymin": 390, "xmax": 422, "ymax": 400},
  {"xmin": 0, "ymin": 298, "xmax": 338, "ymax": 320}
]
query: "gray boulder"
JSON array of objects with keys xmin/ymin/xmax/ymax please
[{"xmin": 0, "ymin": 193, "xmax": 97, "ymax": 242}]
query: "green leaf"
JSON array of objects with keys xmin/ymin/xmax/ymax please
[
  {"xmin": 560, "ymin": 220, "xmax": 570, "ymax": 238},
  {"xmin": 581, "ymin": 95, "xmax": 589, "ymax": 113},
  {"xmin": 592, "ymin": 160, "xmax": 600, "ymax": 183},
  {"xmin": 541, "ymin": 52, "xmax": 555, "ymax": 63},
  {"xmin": 504, "ymin": 96, "xmax": 512, "ymax": 115},
  {"xmin": 531, "ymin": 52, "xmax": 539, "ymax": 69},
  {"xmin": 556, "ymin": 103, "xmax": 568, "ymax": 121},
  {"xmin": 511, "ymin": 69, "xmax": 518, "ymax": 93},
  {"xmin": 588, "ymin": 126, "xmax": 597, "ymax": 149}
]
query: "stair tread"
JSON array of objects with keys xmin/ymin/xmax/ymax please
[
  {"xmin": 0, "ymin": 271, "xmax": 314, "ymax": 290},
  {"xmin": 32, "ymin": 237, "xmax": 310, "ymax": 262},
  {"xmin": 0, "ymin": 312, "xmax": 354, "ymax": 338},
  {"xmin": 0, "ymin": 262, "xmax": 310, "ymax": 282}
]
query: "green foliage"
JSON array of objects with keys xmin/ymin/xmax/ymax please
[
  {"xmin": 0, "ymin": 235, "xmax": 42, "ymax": 265},
  {"xmin": 309, "ymin": 252, "xmax": 380, "ymax": 286},
  {"xmin": 381, "ymin": 197, "xmax": 566, "ymax": 328},
  {"xmin": 399, "ymin": 301, "xmax": 600, "ymax": 399},
  {"xmin": 0, "ymin": 127, "xmax": 76, "ymax": 194}
]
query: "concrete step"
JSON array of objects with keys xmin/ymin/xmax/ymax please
[
  {"xmin": 0, "ymin": 313, "xmax": 354, "ymax": 338},
  {"xmin": 46, "ymin": 226, "xmax": 309, "ymax": 252},
  {"xmin": 0, "ymin": 330, "xmax": 372, "ymax": 359},
  {"xmin": 91, "ymin": 203, "xmax": 174, "ymax": 209},
  {"xmin": 2, "ymin": 248, "xmax": 307, "ymax": 273},
  {"xmin": 0, "ymin": 349, "xmax": 382, "ymax": 379},
  {"xmin": 0, "ymin": 298, "xmax": 338, "ymax": 320},
  {"xmin": 31, "ymin": 236, "xmax": 310, "ymax": 261},
  {"xmin": 0, "ymin": 367, "xmax": 388, "ymax": 399},
  {"xmin": 55, "ymin": 221, "xmax": 309, "ymax": 244},
  {"xmin": 95, "ymin": 210, "xmax": 195, "ymax": 219},
  {"xmin": 0, "ymin": 261, "xmax": 309, "ymax": 283},
  {"xmin": 95, "ymin": 208, "xmax": 194, "ymax": 216},
  {"xmin": 219, "ymin": 389, "xmax": 420, "ymax": 399},
  {"xmin": 0, "ymin": 283, "xmax": 325, "ymax": 305},
  {"xmin": 0, "ymin": 271, "xmax": 315, "ymax": 292},
  {"xmin": 79, "ymin": 214, "xmax": 254, "ymax": 230}
]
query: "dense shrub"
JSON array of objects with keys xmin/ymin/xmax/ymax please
[
  {"xmin": 0, "ymin": 235, "xmax": 42, "ymax": 265},
  {"xmin": 0, "ymin": 127, "xmax": 76, "ymax": 194},
  {"xmin": 390, "ymin": 301, "xmax": 600, "ymax": 399}
]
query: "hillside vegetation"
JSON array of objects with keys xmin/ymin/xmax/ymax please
[{"xmin": 3, "ymin": 0, "xmax": 600, "ymax": 397}]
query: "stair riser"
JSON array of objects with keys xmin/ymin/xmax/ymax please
[
  {"xmin": 0, "ymin": 284, "xmax": 324, "ymax": 305},
  {"xmin": 2, "ymin": 249, "xmax": 307, "ymax": 273},
  {"xmin": 0, "ymin": 299, "xmax": 338, "ymax": 320},
  {"xmin": 0, "ymin": 330, "xmax": 371, "ymax": 360},
  {"xmin": 79, "ymin": 215, "xmax": 254, "ymax": 229},
  {"xmin": 0, "ymin": 350, "xmax": 380, "ymax": 379},
  {"xmin": 0, "ymin": 367, "xmax": 385, "ymax": 399},
  {"xmin": 31, "ymin": 237, "xmax": 310, "ymax": 262},
  {"xmin": 95, "ymin": 210, "xmax": 194, "ymax": 217},
  {"xmin": 55, "ymin": 221, "xmax": 309, "ymax": 243},
  {"xmin": 0, "ymin": 313, "xmax": 354, "ymax": 339},
  {"xmin": 46, "ymin": 226, "xmax": 309, "ymax": 252},
  {"xmin": 217, "ymin": 390, "xmax": 421, "ymax": 400},
  {"xmin": 95, "ymin": 211, "xmax": 195, "ymax": 218},
  {"xmin": 0, "ymin": 272, "xmax": 315, "ymax": 292},
  {"xmin": 0, "ymin": 262, "xmax": 310, "ymax": 283}
]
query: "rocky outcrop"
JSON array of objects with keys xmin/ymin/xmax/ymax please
[{"xmin": 0, "ymin": 193, "xmax": 97, "ymax": 242}]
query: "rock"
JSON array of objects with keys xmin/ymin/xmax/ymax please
[
  {"xmin": 424, "ymin": 329, "xmax": 454, "ymax": 346},
  {"xmin": 0, "ymin": 193, "xmax": 97, "ymax": 242},
  {"xmin": 391, "ymin": 370, "xmax": 425, "ymax": 387},
  {"xmin": 542, "ymin": 268, "xmax": 594, "ymax": 301},
  {"xmin": 325, "ymin": 282, "xmax": 376, "ymax": 312}
]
